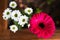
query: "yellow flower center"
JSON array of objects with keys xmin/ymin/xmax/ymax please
[
  {"xmin": 7, "ymin": 12, "xmax": 10, "ymax": 15},
  {"xmin": 28, "ymin": 10, "xmax": 31, "ymax": 12},
  {"xmin": 12, "ymin": 4, "xmax": 15, "ymax": 6},
  {"xmin": 14, "ymin": 14, "xmax": 18, "ymax": 17},
  {"xmin": 22, "ymin": 19, "xmax": 25, "ymax": 22},
  {"xmin": 12, "ymin": 27, "xmax": 15, "ymax": 30}
]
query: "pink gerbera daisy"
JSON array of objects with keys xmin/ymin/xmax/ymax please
[{"xmin": 29, "ymin": 12, "xmax": 56, "ymax": 38}]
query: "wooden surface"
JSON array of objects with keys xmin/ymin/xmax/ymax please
[
  {"xmin": 0, "ymin": 29, "xmax": 60, "ymax": 40},
  {"xmin": 0, "ymin": 0, "xmax": 8, "ymax": 31}
]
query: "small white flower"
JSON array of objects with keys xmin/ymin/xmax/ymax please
[
  {"xmin": 18, "ymin": 15, "xmax": 28, "ymax": 27},
  {"xmin": 9, "ymin": 1, "xmax": 17, "ymax": 8},
  {"xmin": 3, "ymin": 8, "xmax": 12, "ymax": 20},
  {"xmin": 24, "ymin": 7, "xmax": 33, "ymax": 15},
  {"xmin": 10, "ymin": 25, "xmax": 18, "ymax": 33},
  {"xmin": 28, "ymin": 24, "xmax": 30, "ymax": 28},
  {"xmin": 11, "ymin": 10, "xmax": 22, "ymax": 21},
  {"xmin": 3, "ymin": 15, "xmax": 9, "ymax": 20}
]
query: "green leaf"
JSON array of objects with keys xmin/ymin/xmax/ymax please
[
  {"xmin": 17, "ymin": 25, "xmax": 22, "ymax": 30},
  {"xmin": 13, "ymin": 21, "xmax": 22, "ymax": 30},
  {"xmin": 35, "ymin": 8, "xmax": 42, "ymax": 13}
]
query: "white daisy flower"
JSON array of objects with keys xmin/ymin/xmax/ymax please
[
  {"xmin": 3, "ymin": 15, "xmax": 9, "ymax": 20},
  {"xmin": 10, "ymin": 25, "xmax": 18, "ymax": 33},
  {"xmin": 24, "ymin": 7, "xmax": 33, "ymax": 15},
  {"xmin": 3, "ymin": 8, "xmax": 12, "ymax": 20},
  {"xmin": 11, "ymin": 10, "xmax": 22, "ymax": 21},
  {"xmin": 9, "ymin": 1, "xmax": 17, "ymax": 8},
  {"xmin": 18, "ymin": 15, "xmax": 28, "ymax": 27}
]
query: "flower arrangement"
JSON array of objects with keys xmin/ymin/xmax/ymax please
[
  {"xmin": 2, "ymin": 1, "xmax": 55, "ymax": 38},
  {"xmin": 3, "ymin": 1, "xmax": 33, "ymax": 33}
]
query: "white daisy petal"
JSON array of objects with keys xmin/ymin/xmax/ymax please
[
  {"xmin": 21, "ymin": 25, "xmax": 24, "ymax": 27},
  {"xmin": 11, "ymin": 10, "xmax": 22, "ymax": 21},
  {"xmin": 18, "ymin": 15, "xmax": 28, "ymax": 27},
  {"xmin": 9, "ymin": 1, "xmax": 17, "ymax": 8},
  {"xmin": 3, "ymin": 8, "xmax": 12, "ymax": 20},
  {"xmin": 24, "ymin": 7, "xmax": 33, "ymax": 15},
  {"xmin": 28, "ymin": 24, "xmax": 30, "ymax": 28},
  {"xmin": 10, "ymin": 25, "xmax": 18, "ymax": 33}
]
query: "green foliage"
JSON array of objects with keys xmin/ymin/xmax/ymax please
[
  {"xmin": 13, "ymin": 21, "xmax": 22, "ymax": 30},
  {"xmin": 47, "ymin": 0, "xmax": 54, "ymax": 5},
  {"xmin": 35, "ymin": 8, "xmax": 42, "ymax": 13}
]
